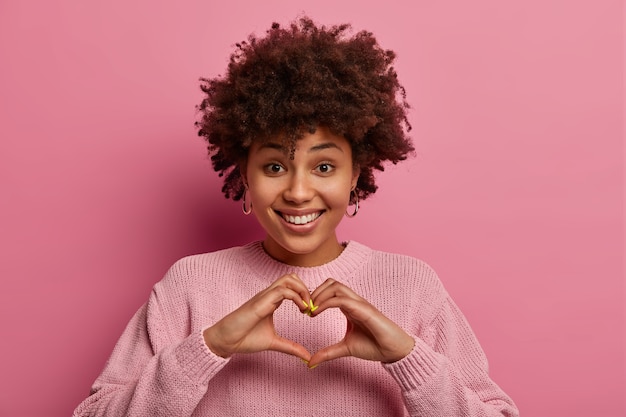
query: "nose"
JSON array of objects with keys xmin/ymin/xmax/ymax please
[{"xmin": 283, "ymin": 171, "xmax": 314, "ymax": 204}]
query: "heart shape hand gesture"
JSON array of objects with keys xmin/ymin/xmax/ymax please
[{"xmin": 203, "ymin": 273, "xmax": 415, "ymax": 368}]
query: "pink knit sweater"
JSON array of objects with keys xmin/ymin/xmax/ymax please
[{"xmin": 73, "ymin": 241, "xmax": 518, "ymax": 416}]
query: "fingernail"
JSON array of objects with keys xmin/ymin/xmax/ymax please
[{"xmin": 308, "ymin": 364, "xmax": 319, "ymax": 370}]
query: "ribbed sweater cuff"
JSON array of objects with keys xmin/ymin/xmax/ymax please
[
  {"xmin": 174, "ymin": 330, "xmax": 230, "ymax": 386},
  {"xmin": 382, "ymin": 337, "xmax": 442, "ymax": 390}
]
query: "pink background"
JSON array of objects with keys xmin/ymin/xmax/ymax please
[{"xmin": 0, "ymin": 1, "xmax": 624, "ymax": 416}]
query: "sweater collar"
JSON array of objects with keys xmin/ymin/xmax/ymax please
[{"xmin": 240, "ymin": 240, "xmax": 372, "ymax": 290}]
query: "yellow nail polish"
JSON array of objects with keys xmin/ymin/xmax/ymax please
[
  {"xmin": 308, "ymin": 364, "xmax": 319, "ymax": 370},
  {"xmin": 302, "ymin": 300, "xmax": 309, "ymax": 308}
]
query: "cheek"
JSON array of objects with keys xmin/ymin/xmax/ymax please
[
  {"xmin": 324, "ymin": 183, "xmax": 352, "ymax": 207},
  {"xmin": 248, "ymin": 178, "xmax": 279, "ymax": 206},
  {"xmin": 248, "ymin": 188, "xmax": 269, "ymax": 207}
]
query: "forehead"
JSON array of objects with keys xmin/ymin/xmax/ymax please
[{"xmin": 250, "ymin": 128, "xmax": 352, "ymax": 156}]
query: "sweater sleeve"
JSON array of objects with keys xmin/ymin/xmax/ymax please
[
  {"xmin": 382, "ymin": 296, "xmax": 519, "ymax": 417},
  {"xmin": 72, "ymin": 290, "xmax": 230, "ymax": 417}
]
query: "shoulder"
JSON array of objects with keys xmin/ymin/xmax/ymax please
[
  {"xmin": 168, "ymin": 245, "xmax": 248, "ymax": 274},
  {"xmin": 350, "ymin": 241, "xmax": 447, "ymax": 296},
  {"xmin": 348, "ymin": 242, "xmax": 451, "ymax": 327},
  {"xmin": 356, "ymin": 242, "xmax": 439, "ymax": 278},
  {"xmin": 370, "ymin": 247, "xmax": 436, "ymax": 273},
  {"xmin": 156, "ymin": 244, "xmax": 257, "ymax": 292}
]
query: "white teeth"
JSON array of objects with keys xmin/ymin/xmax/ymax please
[{"xmin": 283, "ymin": 212, "xmax": 321, "ymax": 225}]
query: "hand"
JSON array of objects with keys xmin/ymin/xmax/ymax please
[
  {"xmin": 203, "ymin": 273, "xmax": 312, "ymax": 361},
  {"xmin": 307, "ymin": 279, "xmax": 415, "ymax": 368}
]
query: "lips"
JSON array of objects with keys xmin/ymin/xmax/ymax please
[{"xmin": 278, "ymin": 211, "xmax": 323, "ymax": 225}]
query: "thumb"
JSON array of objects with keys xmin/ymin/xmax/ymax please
[
  {"xmin": 307, "ymin": 342, "xmax": 350, "ymax": 368},
  {"xmin": 269, "ymin": 336, "xmax": 312, "ymax": 362}
]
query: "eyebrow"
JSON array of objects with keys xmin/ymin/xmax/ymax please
[{"xmin": 259, "ymin": 142, "xmax": 344, "ymax": 154}]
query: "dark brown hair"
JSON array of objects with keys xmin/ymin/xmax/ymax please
[{"xmin": 196, "ymin": 17, "xmax": 414, "ymax": 201}]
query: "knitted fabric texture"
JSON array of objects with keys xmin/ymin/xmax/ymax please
[{"xmin": 73, "ymin": 241, "xmax": 518, "ymax": 416}]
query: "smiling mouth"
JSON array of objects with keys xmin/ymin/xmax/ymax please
[{"xmin": 277, "ymin": 211, "xmax": 323, "ymax": 225}]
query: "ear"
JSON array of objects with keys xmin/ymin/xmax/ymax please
[
  {"xmin": 239, "ymin": 159, "xmax": 248, "ymax": 187},
  {"xmin": 351, "ymin": 166, "xmax": 360, "ymax": 190}
]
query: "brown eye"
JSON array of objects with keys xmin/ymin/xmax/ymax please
[
  {"xmin": 316, "ymin": 163, "xmax": 334, "ymax": 174},
  {"xmin": 265, "ymin": 163, "xmax": 285, "ymax": 174}
]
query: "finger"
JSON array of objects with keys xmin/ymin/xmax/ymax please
[
  {"xmin": 309, "ymin": 277, "xmax": 337, "ymax": 300},
  {"xmin": 307, "ymin": 341, "xmax": 351, "ymax": 368},
  {"xmin": 312, "ymin": 295, "xmax": 377, "ymax": 325},
  {"xmin": 256, "ymin": 273, "xmax": 310, "ymax": 311},
  {"xmin": 309, "ymin": 279, "xmax": 340, "ymax": 313},
  {"xmin": 258, "ymin": 285, "xmax": 311, "ymax": 315},
  {"xmin": 268, "ymin": 335, "xmax": 312, "ymax": 362},
  {"xmin": 312, "ymin": 279, "xmax": 362, "ymax": 308},
  {"xmin": 271, "ymin": 273, "xmax": 311, "ymax": 312},
  {"xmin": 311, "ymin": 285, "xmax": 364, "ymax": 318}
]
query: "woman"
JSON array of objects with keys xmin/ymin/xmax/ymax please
[{"xmin": 74, "ymin": 17, "xmax": 518, "ymax": 416}]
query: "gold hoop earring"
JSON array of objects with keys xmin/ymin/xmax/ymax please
[
  {"xmin": 345, "ymin": 190, "xmax": 359, "ymax": 218},
  {"xmin": 242, "ymin": 186, "xmax": 252, "ymax": 215}
]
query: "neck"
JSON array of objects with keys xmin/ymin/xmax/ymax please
[{"xmin": 261, "ymin": 238, "xmax": 345, "ymax": 267}]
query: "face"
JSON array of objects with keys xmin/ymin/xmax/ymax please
[{"xmin": 243, "ymin": 128, "xmax": 359, "ymax": 267}]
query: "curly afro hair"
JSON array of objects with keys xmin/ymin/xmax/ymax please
[{"xmin": 196, "ymin": 16, "xmax": 414, "ymax": 202}]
